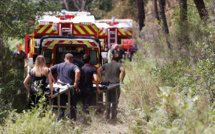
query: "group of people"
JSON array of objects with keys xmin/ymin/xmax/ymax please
[
  {"xmin": 107, "ymin": 43, "xmax": 138, "ymax": 63},
  {"xmin": 13, "ymin": 43, "xmax": 126, "ymax": 120}
]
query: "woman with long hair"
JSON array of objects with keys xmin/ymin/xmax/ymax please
[{"xmin": 23, "ymin": 55, "xmax": 53, "ymax": 107}]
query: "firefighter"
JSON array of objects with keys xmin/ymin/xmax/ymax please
[
  {"xmin": 12, "ymin": 43, "xmax": 27, "ymax": 78},
  {"xmin": 79, "ymin": 54, "xmax": 100, "ymax": 114},
  {"xmin": 128, "ymin": 44, "xmax": 138, "ymax": 61},
  {"xmin": 107, "ymin": 44, "xmax": 118, "ymax": 63},
  {"xmin": 97, "ymin": 53, "xmax": 125, "ymax": 119},
  {"xmin": 50, "ymin": 53, "xmax": 80, "ymax": 120},
  {"xmin": 117, "ymin": 44, "xmax": 125, "ymax": 61}
]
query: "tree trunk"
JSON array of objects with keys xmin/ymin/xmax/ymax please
[
  {"xmin": 158, "ymin": 0, "xmax": 171, "ymax": 49},
  {"xmin": 137, "ymin": 0, "xmax": 145, "ymax": 31},
  {"xmin": 179, "ymin": 0, "xmax": 187, "ymax": 21},
  {"xmin": 159, "ymin": 0, "xmax": 169, "ymax": 34},
  {"xmin": 193, "ymin": 0, "xmax": 208, "ymax": 20},
  {"xmin": 154, "ymin": 0, "xmax": 160, "ymax": 21},
  {"xmin": 63, "ymin": 0, "xmax": 69, "ymax": 11},
  {"xmin": 81, "ymin": 0, "xmax": 86, "ymax": 11}
]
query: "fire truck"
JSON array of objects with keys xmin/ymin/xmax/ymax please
[
  {"xmin": 95, "ymin": 18, "xmax": 134, "ymax": 60},
  {"xmin": 26, "ymin": 11, "xmax": 102, "ymax": 68},
  {"xmin": 25, "ymin": 10, "xmax": 133, "ymax": 68}
]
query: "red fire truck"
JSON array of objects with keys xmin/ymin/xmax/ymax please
[
  {"xmin": 26, "ymin": 11, "xmax": 102, "ymax": 68},
  {"xmin": 25, "ymin": 11, "xmax": 133, "ymax": 67},
  {"xmin": 95, "ymin": 17, "xmax": 134, "ymax": 60}
]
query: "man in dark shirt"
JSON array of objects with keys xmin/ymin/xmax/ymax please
[
  {"xmin": 117, "ymin": 45, "xmax": 125, "ymax": 61},
  {"xmin": 97, "ymin": 53, "xmax": 125, "ymax": 119},
  {"xmin": 79, "ymin": 54, "xmax": 100, "ymax": 114},
  {"xmin": 13, "ymin": 43, "xmax": 27, "ymax": 68},
  {"xmin": 51, "ymin": 53, "xmax": 80, "ymax": 120},
  {"xmin": 12, "ymin": 43, "xmax": 27, "ymax": 78},
  {"xmin": 128, "ymin": 44, "xmax": 138, "ymax": 61}
]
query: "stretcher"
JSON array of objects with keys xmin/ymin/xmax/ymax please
[
  {"xmin": 93, "ymin": 83, "xmax": 120, "ymax": 113},
  {"xmin": 47, "ymin": 83, "xmax": 74, "ymax": 118}
]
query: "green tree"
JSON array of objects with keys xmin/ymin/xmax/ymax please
[
  {"xmin": 0, "ymin": 0, "xmax": 60, "ymax": 114},
  {"xmin": 0, "ymin": 0, "xmax": 60, "ymax": 38}
]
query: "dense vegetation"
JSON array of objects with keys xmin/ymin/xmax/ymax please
[{"xmin": 0, "ymin": 0, "xmax": 215, "ymax": 133}]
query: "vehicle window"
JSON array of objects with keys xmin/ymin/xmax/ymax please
[
  {"xmin": 90, "ymin": 50, "xmax": 97, "ymax": 65},
  {"xmin": 56, "ymin": 46, "xmax": 85, "ymax": 64},
  {"xmin": 44, "ymin": 49, "xmax": 52, "ymax": 64}
]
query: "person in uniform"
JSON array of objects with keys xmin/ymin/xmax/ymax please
[
  {"xmin": 13, "ymin": 43, "xmax": 27, "ymax": 78},
  {"xmin": 128, "ymin": 44, "xmax": 138, "ymax": 61}
]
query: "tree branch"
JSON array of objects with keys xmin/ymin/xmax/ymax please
[
  {"xmin": 72, "ymin": 0, "xmax": 80, "ymax": 11},
  {"xmin": 63, "ymin": 0, "xmax": 69, "ymax": 11},
  {"xmin": 1, "ymin": 20, "xmax": 20, "ymax": 34},
  {"xmin": 81, "ymin": 0, "xmax": 86, "ymax": 11}
]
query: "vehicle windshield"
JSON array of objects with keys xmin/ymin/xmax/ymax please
[{"xmin": 55, "ymin": 46, "xmax": 85, "ymax": 64}]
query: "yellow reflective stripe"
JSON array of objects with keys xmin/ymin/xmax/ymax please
[
  {"xmin": 49, "ymin": 40, "xmax": 59, "ymax": 46},
  {"xmin": 83, "ymin": 26, "xmax": 94, "ymax": 35},
  {"xmin": 46, "ymin": 26, "xmax": 53, "ymax": 33},
  {"xmin": 127, "ymin": 31, "xmax": 132, "ymax": 36},
  {"xmin": 83, "ymin": 41, "xmax": 92, "ymax": 47},
  {"xmin": 73, "ymin": 30, "xmax": 78, "ymax": 34},
  {"xmin": 37, "ymin": 25, "xmax": 49, "ymax": 33},
  {"xmin": 52, "ymin": 53, "xmax": 54, "ymax": 59},
  {"xmin": 119, "ymin": 29, "xmax": 126, "ymax": 35},
  {"xmin": 63, "ymin": 40, "xmax": 70, "ymax": 43},
  {"xmin": 74, "ymin": 25, "xmax": 86, "ymax": 34},
  {"xmin": 50, "ymin": 64, "xmax": 53, "ymax": 67},
  {"xmin": 95, "ymin": 64, "xmax": 99, "ymax": 68},
  {"xmin": 35, "ymin": 24, "xmax": 40, "ymax": 29},
  {"xmin": 92, "ymin": 25, "xmax": 97, "ymax": 30},
  {"xmin": 71, "ymin": 40, "xmax": 79, "ymax": 44},
  {"xmin": 118, "ymin": 33, "xmax": 121, "ymax": 36},
  {"xmin": 54, "ymin": 30, "xmax": 58, "ymax": 34},
  {"xmin": 48, "ymin": 47, "xmax": 53, "ymax": 49},
  {"xmin": 99, "ymin": 31, "xmax": 104, "ymax": 36}
]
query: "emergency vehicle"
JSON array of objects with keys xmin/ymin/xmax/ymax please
[
  {"xmin": 25, "ymin": 10, "xmax": 134, "ymax": 67},
  {"xmin": 25, "ymin": 11, "xmax": 102, "ymax": 68},
  {"xmin": 95, "ymin": 17, "xmax": 134, "ymax": 59}
]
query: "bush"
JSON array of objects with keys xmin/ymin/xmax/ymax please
[{"xmin": 0, "ymin": 106, "xmax": 81, "ymax": 134}]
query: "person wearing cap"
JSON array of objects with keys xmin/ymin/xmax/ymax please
[{"xmin": 97, "ymin": 53, "xmax": 125, "ymax": 119}]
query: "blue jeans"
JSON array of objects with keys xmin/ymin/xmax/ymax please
[{"xmin": 107, "ymin": 88, "xmax": 120, "ymax": 118}]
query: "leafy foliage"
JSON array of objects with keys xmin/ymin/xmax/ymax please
[{"xmin": 0, "ymin": 0, "xmax": 60, "ymax": 38}]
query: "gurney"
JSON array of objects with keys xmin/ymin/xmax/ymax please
[
  {"xmin": 92, "ymin": 83, "xmax": 120, "ymax": 113},
  {"xmin": 47, "ymin": 83, "xmax": 74, "ymax": 118}
]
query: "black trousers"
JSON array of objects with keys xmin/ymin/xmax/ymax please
[
  {"xmin": 29, "ymin": 86, "xmax": 49, "ymax": 108},
  {"xmin": 82, "ymin": 91, "xmax": 94, "ymax": 114},
  {"xmin": 59, "ymin": 90, "xmax": 77, "ymax": 121}
]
